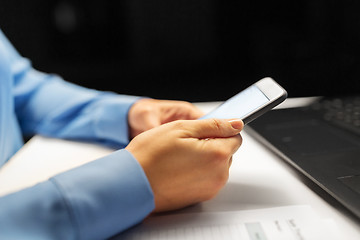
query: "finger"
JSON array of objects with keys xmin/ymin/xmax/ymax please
[
  {"xmin": 182, "ymin": 118, "xmax": 244, "ymax": 139},
  {"xmin": 172, "ymin": 101, "xmax": 204, "ymax": 119},
  {"xmin": 186, "ymin": 105, "xmax": 204, "ymax": 119},
  {"xmin": 199, "ymin": 134, "xmax": 242, "ymax": 168},
  {"xmin": 130, "ymin": 111, "xmax": 161, "ymax": 138},
  {"xmin": 228, "ymin": 157, "xmax": 233, "ymax": 168},
  {"xmin": 141, "ymin": 113, "xmax": 161, "ymax": 130},
  {"xmin": 207, "ymin": 133, "xmax": 243, "ymax": 156},
  {"xmin": 161, "ymin": 101, "xmax": 204, "ymax": 122}
]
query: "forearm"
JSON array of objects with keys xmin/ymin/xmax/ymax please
[
  {"xmin": 15, "ymin": 68, "xmax": 141, "ymax": 147},
  {"xmin": 4, "ymin": 35, "xmax": 140, "ymax": 147}
]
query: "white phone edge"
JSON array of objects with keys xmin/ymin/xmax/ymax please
[
  {"xmin": 242, "ymin": 77, "xmax": 287, "ymax": 124},
  {"xmin": 255, "ymin": 77, "xmax": 287, "ymax": 101}
]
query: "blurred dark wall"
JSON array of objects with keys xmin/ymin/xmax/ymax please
[{"xmin": 1, "ymin": 0, "xmax": 360, "ymax": 101}]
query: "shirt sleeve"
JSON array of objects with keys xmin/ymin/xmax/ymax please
[
  {"xmin": 0, "ymin": 30, "xmax": 155, "ymax": 239},
  {"xmin": 14, "ymin": 67, "xmax": 141, "ymax": 148},
  {"xmin": 1, "ymin": 29, "xmax": 140, "ymax": 148},
  {"xmin": 0, "ymin": 149, "xmax": 155, "ymax": 240}
]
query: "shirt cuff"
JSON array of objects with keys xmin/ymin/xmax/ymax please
[
  {"xmin": 51, "ymin": 149, "xmax": 155, "ymax": 240},
  {"xmin": 92, "ymin": 95, "xmax": 143, "ymax": 148}
]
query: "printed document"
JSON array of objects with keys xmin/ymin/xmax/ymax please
[{"xmin": 115, "ymin": 205, "xmax": 339, "ymax": 240}]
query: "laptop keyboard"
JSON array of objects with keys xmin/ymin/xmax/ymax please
[
  {"xmin": 247, "ymin": 96, "xmax": 360, "ymax": 218},
  {"xmin": 306, "ymin": 96, "xmax": 360, "ymax": 136}
]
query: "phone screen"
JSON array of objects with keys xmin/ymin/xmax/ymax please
[{"xmin": 200, "ymin": 85, "xmax": 270, "ymax": 120}]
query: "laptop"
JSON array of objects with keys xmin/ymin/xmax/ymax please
[{"xmin": 247, "ymin": 95, "xmax": 360, "ymax": 218}]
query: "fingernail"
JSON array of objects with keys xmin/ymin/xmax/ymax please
[{"xmin": 228, "ymin": 119, "xmax": 243, "ymax": 130}]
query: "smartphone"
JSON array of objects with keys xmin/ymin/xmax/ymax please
[{"xmin": 200, "ymin": 77, "xmax": 287, "ymax": 125}]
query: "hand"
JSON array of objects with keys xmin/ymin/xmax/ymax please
[
  {"xmin": 126, "ymin": 118, "xmax": 243, "ymax": 212},
  {"xmin": 128, "ymin": 99, "xmax": 203, "ymax": 139}
]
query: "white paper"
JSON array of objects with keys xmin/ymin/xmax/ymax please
[{"xmin": 115, "ymin": 206, "xmax": 340, "ymax": 240}]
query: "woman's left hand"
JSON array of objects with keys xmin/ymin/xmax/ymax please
[{"xmin": 128, "ymin": 99, "xmax": 204, "ymax": 139}]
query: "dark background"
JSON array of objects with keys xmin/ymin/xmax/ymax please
[{"xmin": 1, "ymin": 0, "xmax": 360, "ymax": 101}]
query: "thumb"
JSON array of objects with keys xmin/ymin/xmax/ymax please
[{"xmin": 184, "ymin": 118, "xmax": 243, "ymax": 139}]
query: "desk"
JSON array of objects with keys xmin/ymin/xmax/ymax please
[{"xmin": 0, "ymin": 98, "xmax": 359, "ymax": 239}]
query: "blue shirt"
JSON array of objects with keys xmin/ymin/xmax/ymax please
[{"xmin": 0, "ymin": 30, "xmax": 154, "ymax": 239}]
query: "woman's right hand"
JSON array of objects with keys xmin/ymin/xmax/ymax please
[{"xmin": 126, "ymin": 118, "xmax": 243, "ymax": 212}]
